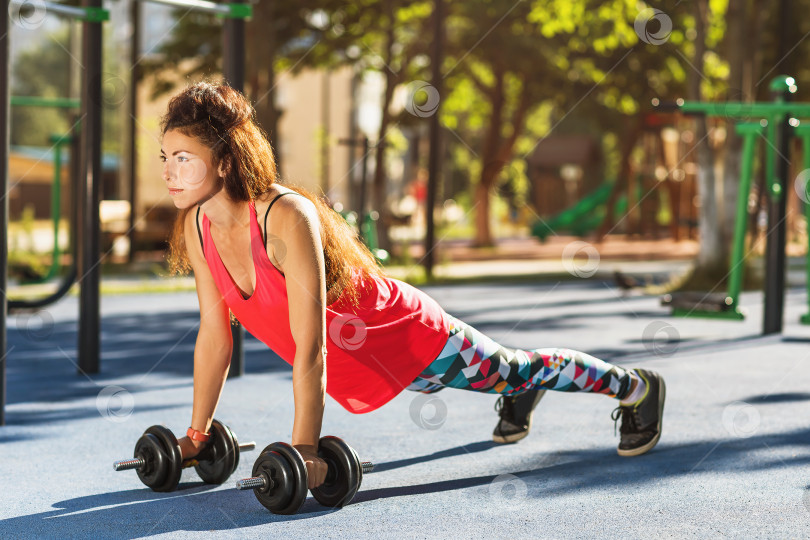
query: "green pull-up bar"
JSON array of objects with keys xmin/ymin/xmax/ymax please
[
  {"xmin": 660, "ymin": 76, "xmax": 801, "ymax": 201},
  {"xmin": 656, "ymin": 75, "xmax": 801, "ymax": 331},
  {"xmin": 136, "ymin": 0, "xmax": 251, "ymax": 18},
  {"xmin": 7, "ymin": 0, "xmax": 108, "ymax": 22}
]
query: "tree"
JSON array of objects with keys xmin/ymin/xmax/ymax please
[
  {"xmin": 139, "ymin": 1, "xmax": 383, "ymax": 176},
  {"xmin": 440, "ymin": 0, "xmax": 696, "ymax": 246},
  {"xmin": 11, "ymin": 23, "xmax": 123, "ymax": 155},
  {"xmin": 11, "ymin": 27, "xmax": 72, "ymax": 147}
]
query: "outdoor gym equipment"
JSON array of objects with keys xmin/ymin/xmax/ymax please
[
  {"xmin": 1, "ymin": 0, "xmax": 109, "ymax": 427},
  {"xmin": 656, "ymin": 75, "xmax": 809, "ymax": 334},
  {"xmin": 236, "ymin": 436, "xmax": 374, "ymax": 515},
  {"xmin": 113, "ymin": 420, "xmax": 255, "ymax": 492},
  {"xmin": 9, "ymin": 96, "xmax": 81, "ymax": 284},
  {"xmin": 0, "ymin": 0, "xmax": 253, "ymax": 426}
]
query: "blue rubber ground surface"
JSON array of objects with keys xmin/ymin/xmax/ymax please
[{"xmin": 2, "ymin": 279, "xmax": 809, "ymax": 539}]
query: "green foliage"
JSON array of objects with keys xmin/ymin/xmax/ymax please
[
  {"xmin": 11, "ymin": 22, "xmax": 123, "ymax": 154},
  {"xmin": 10, "ymin": 27, "xmax": 72, "ymax": 146}
]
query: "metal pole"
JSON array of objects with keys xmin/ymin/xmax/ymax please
[
  {"xmin": 798, "ymin": 125, "xmax": 810, "ymax": 325},
  {"xmin": 136, "ymin": 0, "xmax": 238, "ymax": 15},
  {"xmin": 424, "ymin": 0, "xmax": 444, "ymax": 279},
  {"xmin": 70, "ymin": 116, "xmax": 81, "ymax": 270},
  {"xmin": 78, "ymin": 0, "xmax": 103, "ymax": 374},
  {"xmin": 763, "ymin": 76, "xmax": 793, "ymax": 335},
  {"xmin": 0, "ymin": 0, "xmax": 10, "ymax": 425},
  {"xmin": 727, "ymin": 123, "xmax": 761, "ymax": 308},
  {"xmin": 224, "ymin": 0, "xmax": 245, "ymax": 377},
  {"xmin": 47, "ymin": 137, "xmax": 63, "ymax": 281},
  {"xmin": 127, "ymin": 0, "xmax": 140, "ymax": 264}
]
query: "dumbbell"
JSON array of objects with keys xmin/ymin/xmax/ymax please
[
  {"xmin": 113, "ymin": 419, "xmax": 255, "ymax": 492},
  {"xmin": 235, "ymin": 436, "xmax": 373, "ymax": 514}
]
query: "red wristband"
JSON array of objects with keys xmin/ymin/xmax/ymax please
[{"xmin": 187, "ymin": 427, "xmax": 210, "ymax": 442}]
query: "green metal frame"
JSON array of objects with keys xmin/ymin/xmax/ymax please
[
  {"xmin": 664, "ymin": 76, "xmax": 810, "ymax": 323},
  {"xmin": 137, "ymin": 0, "xmax": 251, "ymax": 18},
  {"xmin": 667, "ymin": 122, "xmax": 762, "ymax": 321},
  {"xmin": 8, "ymin": 1, "xmax": 109, "ymax": 22},
  {"xmin": 670, "ymin": 308, "xmax": 745, "ymax": 321},
  {"xmin": 338, "ymin": 210, "xmax": 390, "ymax": 265},
  {"xmin": 796, "ymin": 123, "xmax": 810, "ymax": 325},
  {"xmin": 10, "ymin": 96, "xmax": 81, "ymax": 109},
  {"xmin": 10, "ymin": 97, "xmax": 80, "ymax": 283}
]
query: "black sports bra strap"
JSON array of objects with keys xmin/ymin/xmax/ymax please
[
  {"xmin": 263, "ymin": 191, "xmax": 304, "ymax": 247},
  {"xmin": 195, "ymin": 206, "xmax": 205, "ymax": 257}
]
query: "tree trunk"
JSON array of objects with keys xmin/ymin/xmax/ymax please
[
  {"xmin": 473, "ymin": 76, "xmax": 531, "ymax": 247},
  {"xmin": 473, "ymin": 69, "xmax": 505, "ymax": 247},
  {"xmin": 596, "ymin": 114, "xmax": 644, "ymax": 241},
  {"xmin": 245, "ymin": 2, "xmax": 284, "ymax": 176},
  {"xmin": 721, "ymin": 0, "xmax": 745, "ymax": 257},
  {"xmin": 691, "ymin": 0, "xmax": 723, "ymax": 272},
  {"xmin": 372, "ymin": 0, "xmax": 397, "ymax": 253}
]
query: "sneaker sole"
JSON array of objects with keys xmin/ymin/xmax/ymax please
[
  {"xmin": 492, "ymin": 416, "xmax": 532, "ymax": 444},
  {"xmin": 617, "ymin": 374, "xmax": 666, "ymax": 457}
]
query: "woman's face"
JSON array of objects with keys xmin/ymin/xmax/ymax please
[{"xmin": 160, "ymin": 129, "xmax": 224, "ymax": 208}]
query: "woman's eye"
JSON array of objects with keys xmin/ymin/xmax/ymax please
[
  {"xmin": 177, "ymin": 156, "xmax": 188, "ymax": 162},
  {"xmin": 159, "ymin": 155, "xmax": 167, "ymax": 162}
]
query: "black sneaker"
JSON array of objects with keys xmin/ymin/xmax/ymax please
[
  {"xmin": 492, "ymin": 388, "xmax": 546, "ymax": 444},
  {"xmin": 611, "ymin": 369, "xmax": 666, "ymax": 457}
]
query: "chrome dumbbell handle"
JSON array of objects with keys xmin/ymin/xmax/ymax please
[
  {"xmin": 235, "ymin": 461, "xmax": 374, "ymax": 490},
  {"xmin": 114, "ymin": 458, "xmax": 145, "ymax": 471},
  {"xmin": 236, "ymin": 476, "xmax": 269, "ymax": 490},
  {"xmin": 114, "ymin": 441, "xmax": 256, "ymax": 471}
]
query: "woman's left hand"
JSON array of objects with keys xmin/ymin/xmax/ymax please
[{"xmin": 294, "ymin": 444, "xmax": 328, "ymax": 489}]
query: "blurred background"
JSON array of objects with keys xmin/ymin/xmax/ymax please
[{"xmin": 5, "ymin": 0, "xmax": 809, "ymax": 291}]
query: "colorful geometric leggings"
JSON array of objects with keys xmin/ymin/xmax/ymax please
[{"xmin": 405, "ymin": 314, "xmax": 632, "ymax": 400}]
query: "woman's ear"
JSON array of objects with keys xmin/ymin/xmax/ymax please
[{"xmin": 217, "ymin": 156, "xmax": 231, "ymax": 179}]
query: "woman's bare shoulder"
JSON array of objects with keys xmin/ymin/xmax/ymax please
[{"xmin": 259, "ymin": 186, "xmax": 317, "ymax": 223}]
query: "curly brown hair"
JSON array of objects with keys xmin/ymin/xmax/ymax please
[{"xmin": 162, "ymin": 80, "xmax": 383, "ymax": 307}]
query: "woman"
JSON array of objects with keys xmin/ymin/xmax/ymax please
[{"xmin": 163, "ymin": 82, "xmax": 666, "ymax": 489}]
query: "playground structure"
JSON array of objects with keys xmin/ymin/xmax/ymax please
[{"xmin": 530, "ymin": 113, "xmax": 700, "ymax": 243}]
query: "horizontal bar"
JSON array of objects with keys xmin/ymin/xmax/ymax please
[
  {"xmin": 654, "ymin": 99, "xmax": 810, "ymax": 118},
  {"xmin": 11, "ymin": 96, "xmax": 80, "ymax": 109},
  {"xmin": 734, "ymin": 122, "xmax": 766, "ymax": 135},
  {"xmin": 794, "ymin": 124, "xmax": 810, "ymax": 135},
  {"xmin": 670, "ymin": 308, "xmax": 746, "ymax": 321},
  {"xmin": 136, "ymin": 0, "xmax": 251, "ymax": 18},
  {"xmin": 8, "ymin": 1, "xmax": 108, "ymax": 22}
]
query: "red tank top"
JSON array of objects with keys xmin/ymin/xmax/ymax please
[{"xmin": 201, "ymin": 198, "xmax": 450, "ymax": 414}]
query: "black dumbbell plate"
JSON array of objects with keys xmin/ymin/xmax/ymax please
[
  {"xmin": 145, "ymin": 425, "xmax": 183, "ymax": 492},
  {"xmin": 311, "ymin": 436, "xmax": 361, "ymax": 508},
  {"xmin": 252, "ymin": 442, "xmax": 307, "ymax": 515},
  {"xmin": 134, "ymin": 433, "xmax": 168, "ymax": 490},
  {"xmin": 195, "ymin": 419, "xmax": 236, "ymax": 484}
]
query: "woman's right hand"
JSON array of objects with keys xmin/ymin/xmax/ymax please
[{"xmin": 178, "ymin": 435, "xmax": 205, "ymax": 460}]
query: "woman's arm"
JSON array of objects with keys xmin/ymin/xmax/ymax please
[
  {"xmin": 272, "ymin": 195, "xmax": 329, "ymax": 488},
  {"xmin": 179, "ymin": 209, "xmax": 234, "ymax": 459}
]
